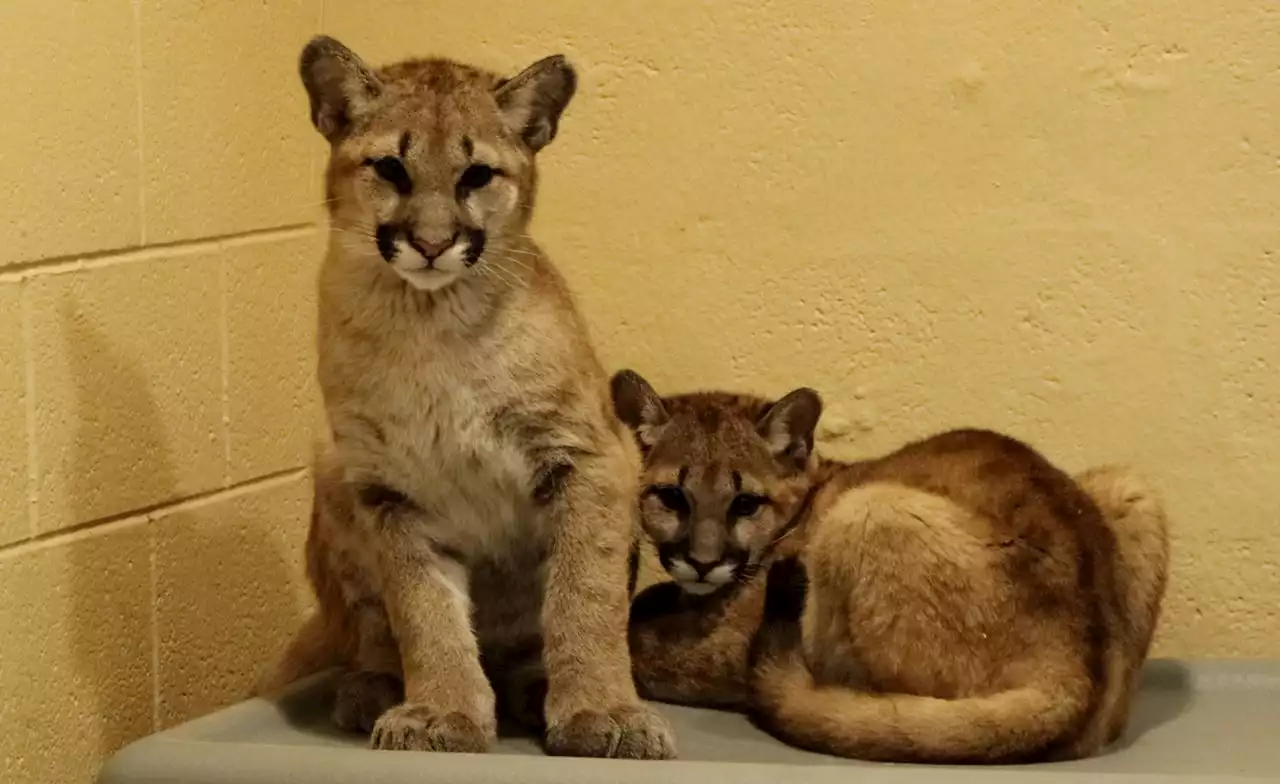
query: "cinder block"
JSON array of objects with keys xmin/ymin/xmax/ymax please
[
  {"xmin": 154, "ymin": 472, "xmax": 313, "ymax": 727},
  {"xmin": 0, "ymin": 521, "xmax": 152, "ymax": 784},
  {"xmin": 0, "ymin": 1, "xmax": 141, "ymax": 266},
  {"xmin": 138, "ymin": 0, "xmax": 324, "ymax": 242},
  {"xmin": 225, "ymin": 232, "xmax": 323, "ymax": 483},
  {"xmin": 0, "ymin": 282, "xmax": 30, "ymax": 546},
  {"xmin": 28, "ymin": 254, "xmax": 224, "ymax": 532}
]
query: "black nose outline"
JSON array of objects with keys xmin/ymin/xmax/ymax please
[
  {"xmin": 377, "ymin": 225, "xmax": 486, "ymax": 269},
  {"xmin": 686, "ymin": 555, "xmax": 723, "ymax": 579},
  {"xmin": 658, "ymin": 541, "xmax": 733, "ymax": 581}
]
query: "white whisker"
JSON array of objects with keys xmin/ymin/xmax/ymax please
[
  {"xmin": 494, "ymin": 256, "xmax": 533, "ymax": 275},
  {"xmin": 484, "ymin": 262, "xmax": 522, "ymax": 290},
  {"xmin": 495, "ymin": 246, "xmax": 541, "ymax": 259},
  {"xmin": 493, "ymin": 252, "xmax": 535, "ymax": 275}
]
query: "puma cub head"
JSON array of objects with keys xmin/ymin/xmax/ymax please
[
  {"xmin": 611, "ymin": 370, "xmax": 822, "ymax": 595},
  {"xmin": 300, "ymin": 36, "xmax": 576, "ymax": 291}
]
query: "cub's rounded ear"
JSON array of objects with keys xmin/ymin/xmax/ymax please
[
  {"xmin": 494, "ymin": 55, "xmax": 577, "ymax": 152},
  {"xmin": 610, "ymin": 370, "xmax": 669, "ymax": 446},
  {"xmin": 299, "ymin": 36, "xmax": 382, "ymax": 141},
  {"xmin": 757, "ymin": 388, "xmax": 823, "ymax": 471}
]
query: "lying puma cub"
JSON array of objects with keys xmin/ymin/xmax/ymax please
[
  {"xmin": 258, "ymin": 38, "xmax": 673, "ymax": 759},
  {"xmin": 614, "ymin": 370, "xmax": 1168, "ymax": 763}
]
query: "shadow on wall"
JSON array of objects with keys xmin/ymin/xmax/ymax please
[
  {"xmin": 63, "ymin": 303, "xmax": 156, "ymax": 765},
  {"xmin": 60, "ymin": 300, "xmax": 305, "ymax": 774}
]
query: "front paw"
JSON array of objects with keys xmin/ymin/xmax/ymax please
[
  {"xmin": 545, "ymin": 703, "xmax": 676, "ymax": 759},
  {"xmin": 370, "ymin": 703, "xmax": 492, "ymax": 753},
  {"xmin": 332, "ymin": 671, "xmax": 403, "ymax": 734}
]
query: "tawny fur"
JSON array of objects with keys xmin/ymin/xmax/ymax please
[
  {"xmin": 617, "ymin": 372, "xmax": 1169, "ymax": 764},
  {"xmin": 256, "ymin": 38, "xmax": 674, "ymax": 759}
]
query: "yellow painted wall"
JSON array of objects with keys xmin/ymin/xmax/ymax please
[
  {"xmin": 0, "ymin": 1, "xmax": 1276, "ymax": 782},
  {"xmin": 0, "ymin": 3, "xmax": 324, "ymax": 782}
]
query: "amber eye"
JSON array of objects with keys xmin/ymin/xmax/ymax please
[
  {"xmin": 458, "ymin": 164, "xmax": 496, "ymax": 191},
  {"xmin": 650, "ymin": 485, "xmax": 690, "ymax": 516},
  {"xmin": 728, "ymin": 494, "xmax": 766, "ymax": 519}
]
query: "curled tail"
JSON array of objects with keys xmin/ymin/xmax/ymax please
[
  {"xmin": 750, "ymin": 652, "xmax": 1086, "ymax": 764},
  {"xmin": 747, "ymin": 558, "xmax": 1089, "ymax": 764},
  {"xmin": 252, "ymin": 610, "xmax": 346, "ymax": 697}
]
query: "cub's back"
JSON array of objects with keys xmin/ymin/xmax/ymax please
[
  {"xmin": 855, "ymin": 428, "xmax": 1108, "ymax": 557},
  {"xmin": 801, "ymin": 428, "xmax": 1114, "ymax": 705},
  {"xmin": 815, "ymin": 428, "xmax": 1117, "ymax": 666}
]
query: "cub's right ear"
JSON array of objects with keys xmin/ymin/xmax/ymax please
[
  {"xmin": 299, "ymin": 36, "xmax": 382, "ymax": 141},
  {"xmin": 610, "ymin": 370, "xmax": 669, "ymax": 447},
  {"xmin": 757, "ymin": 387, "xmax": 823, "ymax": 471},
  {"xmin": 494, "ymin": 55, "xmax": 577, "ymax": 152}
]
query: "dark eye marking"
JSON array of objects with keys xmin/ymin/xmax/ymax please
[
  {"xmin": 358, "ymin": 483, "xmax": 410, "ymax": 511},
  {"xmin": 647, "ymin": 484, "xmax": 690, "ymax": 516},
  {"xmin": 398, "ymin": 132, "xmax": 411, "ymax": 158},
  {"xmin": 728, "ymin": 493, "xmax": 768, "ymax": 520},
  {"xmin": 364, "ymin": 155, "xmax": 413, "ymax": 196},
  {"xmin": 458, "ymin": 163, "xmax": 499, "ymax": 193}
]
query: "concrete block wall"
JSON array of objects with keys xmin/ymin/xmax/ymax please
[
  {"xmin": 0, "ymin": 3, "xmax": 326, "ymax": 783},
  {"xmin": 1, "ymin": 2, "xmax": 1278, "ymax": 782}
]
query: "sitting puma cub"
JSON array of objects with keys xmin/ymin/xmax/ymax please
[
  {"xmin": 258, "ymin": 38, "xmax": 674, "ymax": 759},
  {"xmin": 614, "ymin": 370, "xmax": 1168, "ymax": 763}
]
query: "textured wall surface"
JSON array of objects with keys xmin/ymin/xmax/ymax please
[
  {"xmin": 333, "ymin": 0, "xmax": 1278, "ymax": 658},
  {"xmin": 0, "ymin": 3, "xmax": 323, "ymax": 783},
  {"xmin": 0, "ymin": 1, "xmax": 1277, "ymax": 782}
]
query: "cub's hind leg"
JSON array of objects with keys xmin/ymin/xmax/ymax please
[
  {"xmin": 308, "ymin": 479, "xmax": 406, "ymax": 736},
  {"xmin": 805, "ymin": 482, "xmax": 1019, "ymax": 695},
  {"xmin": 331, "ymin": 599, "xmax": 403, "ymax": 735},
  {"xmin": 751, "ymin": 484, "xmax": 1091, "ymax": 763},
  {"xmin": 1076, "ymin": 466, "xmax": 1169, "ymax": 682},
  {"xmin": 1073, "ymin": 466, "xmax": 1170, "ymax": 749}
]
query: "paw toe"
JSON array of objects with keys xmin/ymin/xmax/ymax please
[
  {"xmin": 546, "ymin": 704, "xmax": 675, "ymax": 760},
  {"xmin": 370, "ymin": 704, "xmax": 491, "ymax": 753}
]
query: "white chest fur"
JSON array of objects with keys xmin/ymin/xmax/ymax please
[{"xmin": 318, "ymin": 268, "xmax": 563, "ymax": 561}]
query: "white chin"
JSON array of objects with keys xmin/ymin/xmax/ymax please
[
  {"xmin": 679, "ymin": 582, "xmax": 719, "ymax": 596},
  {"xmin": 393, "ymin": 265, "xmax": 461, "ymax": 291}
]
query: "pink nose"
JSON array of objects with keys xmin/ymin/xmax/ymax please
[{"xmin": 410, "ymin": 233, "xmax": 456, "ymax": 260}]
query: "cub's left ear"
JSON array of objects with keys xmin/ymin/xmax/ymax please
[
  {"xmin": 757, "ymin": 388, "xmax": 823, "ymax": 470},
  {"xmin": 610, "ymin": 369, "xmax": 669, "ymax": 448},
  {"xmin": 494, "ymin": 55, "xmax": 577, "ymax": 152},
  {"xmin": 299, "ymin": 36, "xmax": 381, "ymax": 142}
]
